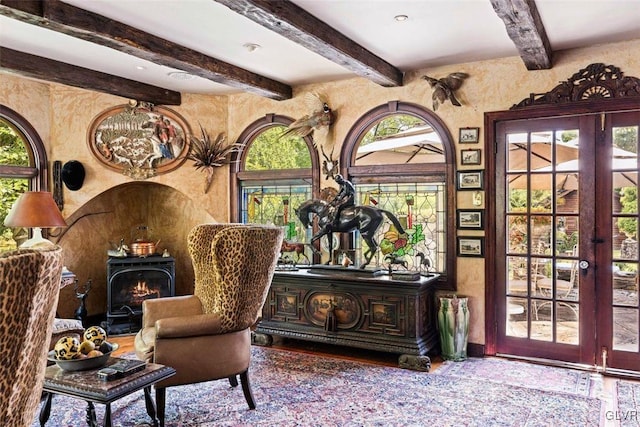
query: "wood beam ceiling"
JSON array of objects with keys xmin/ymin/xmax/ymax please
[
  {"xmin": 0, "ymin": 0, "xmax": 554, "ymax": 103},
  {"xmin": 0, "ymin": 47, "xmax": 181, "ymax": 105},
  {"xmin": 490, "ymin": 0, "xmax": 552, "ymax": 70},
  {"xmin": 215, "ymin": 0, "xmax": 404, "ymax": 87},
  {"xmin": 0, "ymin": 0, "xmax": 292, "ymax": 102}
]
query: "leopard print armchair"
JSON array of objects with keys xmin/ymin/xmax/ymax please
[
  {"xmin": 0, "ymin": 246, "xmax": 63, "ymax": 427},
  {"xmin": 134, "ymin": 224, "xmax": 283, "ymax": 422},
  {"xmin": 189, "ymin": 223, "xmax": 283, "ymax": 332}
]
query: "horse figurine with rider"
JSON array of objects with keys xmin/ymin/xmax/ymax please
[{"xmin": 295, "ymin": 174, "xmax": 406, "ymax": 268}]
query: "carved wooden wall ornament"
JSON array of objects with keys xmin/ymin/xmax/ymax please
[
  {"xmin": 88, "ymin": 104, "xmax": 191, "ymax": 180},
  {"xmin": 511, "ymin": 63, "xmax": 640, "ymax": 109}
]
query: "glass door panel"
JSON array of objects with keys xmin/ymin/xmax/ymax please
[
  {"xmin": 500, "ymin": 119, "xmax": 586, "ymax": 361},
  {"xmin": 497, "ymin": 111, "xmax": 640, "ymax": 371},
  {"xmin": 605, "ymin": 118, "xmax": 640, "ymax": 368}
]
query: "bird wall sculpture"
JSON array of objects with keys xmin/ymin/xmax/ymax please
[
  {"xmin": 421, "ymin": 72, "xmax": 469, "ymax": 111},
  {"xmin": 280, "ymin": 92, "xmax": 335, "ymax": 153}
]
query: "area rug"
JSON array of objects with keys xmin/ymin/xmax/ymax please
[
  {"xmin": 615, "ymin": 381, "xmax": 640, "ymax": 426},
  {"xmin": 34, "ymin": 346, "xmax": 603, "ymax": 427},
  {"xmin": 434, "ymin": 356, "xmax": 601, "ymax": 398}
]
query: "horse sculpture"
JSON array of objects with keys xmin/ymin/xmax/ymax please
[
  {"xmin": 295, "ymin": 199, "xmax": 406, "ymax": 268},
  {"xmin": 280, "ymin": 240, "xmax": 311, "ymax": 264}
]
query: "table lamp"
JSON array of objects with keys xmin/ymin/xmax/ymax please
[{"xmin": 3, "ymin": 191, "xmax": 67, "ymax": 248}]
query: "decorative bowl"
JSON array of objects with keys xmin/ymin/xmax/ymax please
[{"xmin": 47, "ymin": 343, "xmax": 119, "ymax": 371}]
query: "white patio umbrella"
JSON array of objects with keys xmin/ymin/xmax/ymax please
[
  {"xmin": 506, "ymin": 135, "xmax": 582, "ymax": 171},
  {"xmin": 356, "ymin": 125, "xmax": 444, "ymax": 165},
  {"xmin": 509, "ymin": 156, "xmax": 638, "ymax": 190}
]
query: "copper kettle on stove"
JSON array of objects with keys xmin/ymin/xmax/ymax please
[{"xmin": 130, "ymin": 225, "xmax": 160, "ymax": 256}]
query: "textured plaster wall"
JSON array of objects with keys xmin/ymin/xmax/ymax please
[
  {"xmin": 0, "ymin": 76, "xmax": 51, "ymax": 156},
  {"xmin": 2, "ymin": 38, "xmax": 639, "ymax": 343},
  {"xmin": 227, "ymin": 39, "xmax": 640, "ymax": 346},
  {"xmin": 47, "ymin": 88, "xmax": 230, "ymax": 218},
  {"xmin": 45, "ymin": 89, "xmax": 229, "ymax": 317}
]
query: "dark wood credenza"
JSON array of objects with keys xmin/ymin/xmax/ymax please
[{"xmin": 254, "ymin": 267, "xmax": 439, "ymax": 370}]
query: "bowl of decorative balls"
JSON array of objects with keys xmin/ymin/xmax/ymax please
[{"xmin": 47, "ymin": 326, "xmax": 118, "ymax": 371}]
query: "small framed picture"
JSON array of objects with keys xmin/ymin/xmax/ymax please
[
  {"xmin": 457, "ymin": 209, "xmax": 484, "ymax": 230},
  {"xmin": 461, "ymin": 148, "xmax": 481, "ymax": 165},
  {"xmin": 459, "ymin": 127, "xmax": 479, "ymax": 143},
  {"xmin": 457, "ymin": 237, "xmax": 485, "ymax": 257},
  {"xmin": 457, "ymin": 170, "xmax": 484, "ymax": 190}
]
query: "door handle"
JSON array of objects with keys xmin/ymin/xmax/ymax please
[{"xmin": 579, "ymin": 260, "xmax": 590, "ymax": 270}]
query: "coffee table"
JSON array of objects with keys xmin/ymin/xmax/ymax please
[{"xmin": 39, "ymin": 357, "xmax": 175, "ymax": 427}]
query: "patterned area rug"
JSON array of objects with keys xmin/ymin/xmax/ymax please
[
  {"xmin": 434, "ymin": 356, "xmax": 601, "ymax": 398},
  {"xmin": 34, "ymin": 346, "xmax": 603, "ymax": 427},
  {"xmin": 616, "ymin": 381, "xmax": 640, "ymax": 426}
]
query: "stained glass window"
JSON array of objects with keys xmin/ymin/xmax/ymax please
[
  {"xmin": 343, "ymin": 102, "xmax": 455, "ymax": 276},
  {"xmin": 235, "ymin": 118, "xmax": 318, "ymax": 264}
]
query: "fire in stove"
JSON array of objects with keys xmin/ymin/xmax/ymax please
[{"xmin": 128, "ymin": 274, "xmax": 161, "ymax": 305}]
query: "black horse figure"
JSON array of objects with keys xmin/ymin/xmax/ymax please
[{"xmin": 295, "ymin": 199, "xmax": 406, "ymax": 268}]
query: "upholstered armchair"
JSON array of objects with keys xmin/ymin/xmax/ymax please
[
  {"xmin": 0, "ymin": 246, "xmax": 63, "ymax": 427},
  {"xmin": 134, "ymin": 224, "xmax": 283, "ymax": 424}
]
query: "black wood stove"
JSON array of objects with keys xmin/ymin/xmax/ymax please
[{"xmin": 104, "ymin": 255, "xmax": 175, "ymax": 335}]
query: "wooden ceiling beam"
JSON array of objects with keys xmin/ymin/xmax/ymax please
[
  {"xmin": 1, "ymin": 47, "xmax": 182, "ymax": 105},
  {"xmin": 215, "ymin": 0, "xmax": 404, "ymax": 87},
  {"xmin": 490, "ymin": 0, "xmax": 552, "ymax": 70},
  {"xmin": 0, "ymin": 0, "xmax": 292, "ymax": 100}
]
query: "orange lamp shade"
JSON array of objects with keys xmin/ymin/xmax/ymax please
[{"xmin": 3, "ymin": 192, "xmax": 67, "ymax": 228}]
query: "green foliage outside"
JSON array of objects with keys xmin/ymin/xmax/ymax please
[
  {"xmin": 360, "ymin": 115, "xmax": 424, "ymax": 146},
  {"xmin": 614, "ymin": 126, "xmax": 638, "ymax": 240},
  {"xmin": 618, "ymin": 187, "xmax": 638, "ymax": 239},
  {"xmin": 0, "ymin": 120, "xmax": 29, "ymax": 166},
  {"xmin": 613, "ymin": 126, "xmax": 638, "ymax": 154},
  {"xmin": 560, "ymin": 130, "xmax": 578, "ymax": 143},
  {"xmin": 245, "ymin": 126, "xmax": 311, "ymax": 170},
  {"xmin": 241, "ymin": 125, "xmax": 312, "ymax": 245},
  {"xmin": 0, "ymin": 120, "xmax": 30, "ymax": 251}
]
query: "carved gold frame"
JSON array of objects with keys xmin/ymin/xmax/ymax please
[{"xmin": 88, "ymin": 105, "xmax": 191, "ymax": 179}]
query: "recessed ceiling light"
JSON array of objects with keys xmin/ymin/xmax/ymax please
[
  {"xmin": 135, "ymin": 65, "xmax": 147, "ymax": 71},
  {"xmin": 243, "ymin": 43, "xmax": 261, "ymax": 52},
  {"xmin": 394, "ymin": 14, "xmax": 409, "ymax": 22},
  {"xmin": 168, "ymin": 71, "xmax": 196, "ymax": 80}
]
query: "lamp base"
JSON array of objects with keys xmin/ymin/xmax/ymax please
[{"xmin": 19, "ymin": 227, "xmax": 56, "ymax": 249}]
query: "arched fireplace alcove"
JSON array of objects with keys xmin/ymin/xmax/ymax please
[{"xmin": 53, "ymin": 182, "xmax": 215, "ymax": 320}]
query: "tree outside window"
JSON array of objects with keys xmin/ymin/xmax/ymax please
[
  {"xmin": 0, "ymin": 107, "xmax": 48, "ymax": 252},
  {"xmin": 232, "ymin": 117, "xmax": 319, "ymax": 263}
]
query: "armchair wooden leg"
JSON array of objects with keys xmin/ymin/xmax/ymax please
[
  {"xmin": 240, "ymin": 369, "xmax": 256, "ymax": 410},
  {"xmin": 228, "ymin": 375, "xmax": 239, "ymax": 387},
  {"xmin": 156, "ymin": 387, "xmax": 166, "ymax": 427}
]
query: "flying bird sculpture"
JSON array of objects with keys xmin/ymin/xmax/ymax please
[
  {"xmin": 421, "ymin": 72, "xmax": 469, "ymax": 111},
  {"xmin": 280, "ymin": 93, "xmax": 335, "ymax": 151}
]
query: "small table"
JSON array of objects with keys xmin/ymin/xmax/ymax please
[{"xmin": 39, "ymin": 358, "xmax": 175, "ymax": 427}]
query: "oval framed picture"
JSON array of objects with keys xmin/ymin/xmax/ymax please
[{"xmin": 88, "ymin": 104, "xmax": 191, "ymax": 178}]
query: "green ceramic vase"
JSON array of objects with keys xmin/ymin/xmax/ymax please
[{"xmin": 438, "ymin": 295, "xmax": 470, "ymax": 361}]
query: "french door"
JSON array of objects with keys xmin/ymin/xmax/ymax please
[{"xmin": 494, "ymin": 111, "xmax": 640, "ymax": 372}]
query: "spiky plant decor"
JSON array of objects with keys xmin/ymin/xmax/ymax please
[{"xmin": 188, "ymin": 126, "xmax": 242, "ymax": 193}]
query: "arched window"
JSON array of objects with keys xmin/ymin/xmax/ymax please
[
  {"xmin": 341, "ymin": 101, "xmax": 456, "ymax": 285},
  {"xmin": 231, "ymin": 114, "xmax": 320, "ymax": 249},
  {"xmin": 0, "ymin": 105, "xmax": 48, "ymax": 251}
]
